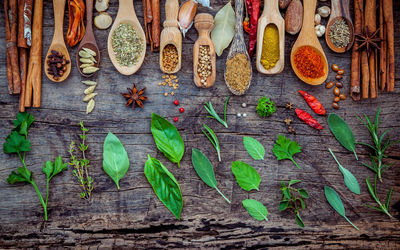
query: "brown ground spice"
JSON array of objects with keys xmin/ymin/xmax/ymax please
[{"xmin": 225, "ymin": 53, "xmax": 251, "ymax": 93}]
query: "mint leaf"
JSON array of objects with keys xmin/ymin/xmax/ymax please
[
  {"xmin": 272, "ymin": 134, "xmax": 301, "ymax": 169},
  {"xmin": 7, "ymin": 167, "xmax": 32, "ymax": 184},
  {"xmin": 3, "ymin": 131, "xmax": 31, "ymax": 154}
]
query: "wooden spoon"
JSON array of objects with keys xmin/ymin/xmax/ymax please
[
  {"xmin": 193, "ymin": 13, "xmax": 216, "ymax": 88},
  {"xmin": 325, "ymin": 0, "xmax": 354, "ymax": 53},
  {"xmin": 44, "ymin": 0, "xmax": 71, "ymax": 82},
  {"xmin": 290, "ymin": 0, "xmax": 328, "ymax": 85},
  {"xmin": 224, "ymin": 0, "xmax": 252, "ymax": 95},
  {"xmin": 159, "ymin": 0, "xmax": 182, "ymax": 74},
  {"xmin": 256, "ymin": 0, "xmax": 284, "ymax": 74},
  {"xmin": 107, "ymin": 0, "xmax": 146, "ymax": 75},
  {"xmin": 76, "ymin": 0, "xmax": 100, "ymax": 77}
]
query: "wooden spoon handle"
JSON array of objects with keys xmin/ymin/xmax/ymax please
[
  {"xmin": 234, "ymin": 0, "xmax": 244, "ymax": 38},
  {"xmin": 117, "ymin": 0, "xmax": 135, "ymax": 19},
  {"xmin": 86, "ymin": 0, "xmax": 93, "ymax": 33},
  {"xmin": 52, "ymin": 0, "xmax": 66, "ymax": 39},
  {"xmin": 340, "ymin": 0, "xmax": 351, "ymax": 22},
  {"xmin": 164, "ymin": 0, "xmax": 179, "ymax": 27},
  {"xmin": 302, "ymin": 0, "xmax": 317, "ymax": 34},
  {"xmin": 264, "ymin": 0, "xmax": 279, "ymax": 12}
]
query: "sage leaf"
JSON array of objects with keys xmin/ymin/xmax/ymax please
[
  {"xmin": 328, "ymin": 113, "xmax": 358, "ymax": 160},
  {"xmin": 144, "ymin": 155, "xmax": 183, "ymax": 220},
  {"xmin": 324, "ymin": 186, "xmax": 359, "ymax": 230},
  {"xmin": 191, "ymin": 148, "xmax": 231, "ymax": 203},
  {"xmin": 329, "ymin": 148, "xmax": 360, "ymax": 195},
  {"xmin": 211, "ymin": 2, "xmax": 235, "ymax": 56},
  {"xmin": 103, "ymin": 132, "xmax": 130, "ymax": 189},
  {"xmin": 242, "ymin": 199, "xmax": 268, "ymax": 221},
  {"xmin": 151, "ymin": 113, "xmax": 184, "ymax": 167},
  {"xmin": 231, "ymin": 161, "xmax": 261, "ymax": 191},
  {"xmin": 243, "ymin": 136, "xmax": 265, "ymax": 160}
]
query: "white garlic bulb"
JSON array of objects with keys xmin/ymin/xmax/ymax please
[
  {"xmin": 317, "ymin": 6, "xmax": 331, "ymax": 18},
  {"xmin": 315, "ymin": 24, "xmax": 326, "ymax": 37},
  {"xmin": 314, "ymin": 14, "xmax": 321, "ymax": 25}
]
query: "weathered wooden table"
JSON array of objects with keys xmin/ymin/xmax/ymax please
[{"xmin": 1, "ymin": 0, "xmax": 400, "ymax": 248}]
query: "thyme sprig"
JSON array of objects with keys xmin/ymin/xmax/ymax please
[
  {"xmin": 69, "ymin": 122, "xmax": 94, "ymax": 200},
  {"xmin": 357, "ymin": 108, "xmax": 400, "ymax": 182},
  {"xmin": 204, "ymin": 96, "xmax": 230, "ymax": 128},
  {"xmin": 202, "ymin": 124, "xmax": 221, "ymax": 161},
  {"xmin": 365, "ymin": 175, "xmax": 393, "ymax": 218}
]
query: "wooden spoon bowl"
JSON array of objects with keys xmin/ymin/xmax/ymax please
[
  {"xmin": 45, "ymin": 0, "xmax": 71, "ymax": 82},
  {"xmin": 193, "ymin": 13, "xmax": 216, "ymax": 88},
  {"xmin": 159, "ymin": 0, "xmax": 182, "ymax": 74},
  {"xmin": 76, "ymin": 0, "xmax": 100, "ymax": 77},
  {"xmin": 107, "ymin": 0, "xmax": 146, "ymax": 75},
  {"xmin": 325, "ymin": 0, "xmax": 354, "ymax": 53},
  {"xmin": 290, "ymin": 0, "xmax": 328, "ymax": 85},
  {"xmin": 224, "ymin": 0, "xmax": 252, "ymax": 95},
  {"xmin": 256, "ymin": 0, "xmax": 285, "ymax": 74}
]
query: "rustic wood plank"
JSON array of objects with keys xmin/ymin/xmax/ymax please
[{"xmin": 0, "ymin": 0, "xmax": 399, "ymax": 248}]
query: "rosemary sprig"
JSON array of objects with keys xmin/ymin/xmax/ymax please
[
  {"xmin": 204, "ymin": 96, "xmax": 230, "ymax": 128},
  {"xmin": 202, "ymin": 124, "xmax": 221, "ymax": 161},
  {"xmin": 365, "ymin": 175, "xmax": 393, "ymax": 218},
  {"xmin": 357, "ymin": 108, "xmax": 400, "ymax": 182},
  {"xmin": 69, "ymin": 122, "xmax": 94, "ymax": 200}
]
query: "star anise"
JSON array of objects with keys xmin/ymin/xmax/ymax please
[
  {"xmin": 121, "ymin": 83, "xmax": 147, "ymax": 109},
  {"xmin": 285, "ymin": 102, "xmax": 294, "ymax": 110},
  {"xmin": 355, "ymin": 26, "xmax": 383, "ymax": 56}
]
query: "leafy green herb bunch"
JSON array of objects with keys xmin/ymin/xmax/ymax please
[{"xmin": 256, "ymin": 97, "xmax": 276, "ymax": 118}]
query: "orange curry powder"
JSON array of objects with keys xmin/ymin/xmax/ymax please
[{"xmin": 294, "ymin": 46, "xmax": 324, "ymax": 79}]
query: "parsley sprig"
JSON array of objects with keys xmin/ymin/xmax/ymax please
[
  {"xmin": 4, "ymin": 112, "xmax": 67, "ymax": 221},
  {"xmin": 272, "ymin": 134, "xmax": 302, "ymax": 169}
]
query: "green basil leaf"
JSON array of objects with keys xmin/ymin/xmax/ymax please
[
  {"xmin": 298, "ymin": 189, "xmax": 309, "ymax": 198},
  {"xmin": 3, "ymin": 131, "xmax": 31, "ymax": 154},
  {"xmin": 295, "ymin": 213, "xmax": 305, "ymax": 228},
  {"xmin": 324, "ymin": 186, "xmax": 359, "ymax": 230},
  {"xmin": 7, "ymin": 167, "xmax": 32, "ymax": 184},
  {"xmin": 329, "ymin": 148, "xmax": 360, "ymax": 195},
  {"xmin": 242, "ymin": 199, "xmax": 268, "ymax": 221},
  {"xmin": 279, "ymin": 200, "xmax": 289, "ymax": 211},
  {"xmin": 328, "ymin": 113, "xmax": 358, "ymax": 160},
  {"xmin": 103, "ymin": 132, "xmax": 130, "ymax": 189},
  {"xmin": 191, "ymin": 148, "xmax": 230, "ymax": 203},
  {"xmin": 151, "ymin": 113, "xmax": 184, "ymax": 167},
  {"xmin": 231, "ymin": 161, "xmax": 260, "ymax": 191},
  {"xmin": 144, "ymin": 155, "xmax": 183, "ymax": 220},
  {"xmin": 243, "ymin": 136, "xmax": 265, "ymax": 160}
]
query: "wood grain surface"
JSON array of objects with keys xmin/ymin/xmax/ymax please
[{"xmin": 0, "ymin": 0, "xmax": 399, "ymax": 248}]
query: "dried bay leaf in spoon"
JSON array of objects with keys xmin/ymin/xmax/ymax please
[{"xmin": 211, "ymin": 2, "xmax": 235, "ymax": 56}]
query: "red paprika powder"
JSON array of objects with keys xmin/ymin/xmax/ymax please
[{"xmin": 293, "ymin": 46, "xmax": 324, "ymax": 79}]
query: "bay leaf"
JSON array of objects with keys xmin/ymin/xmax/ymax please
[
  {"xmin": 211, "ymin": 2, "xmax": 235, "ymax": 56},
  {"xmin": 103, "ymin": 132, "xmax": 130, "ymax": 189}
]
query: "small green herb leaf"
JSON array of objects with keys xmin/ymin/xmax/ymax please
[
  {"xmin": 242, "ymin": 199, "xmax": 268, "ymax": 221},
  {"xmin": 243, "ymin": 136, "xmax": 265, "ymax": 160},
  {"xmin": 151, "ymin": 113, "xmax": 184, "ymax": 167},
  {"xmin": 324, "ymin": 186, "xmax": 359, "ymax": 230},
  {"xmin": 3, "ymin": 131, "xmax": 31, "ymax": 154},
  {"xmin": 43, "ymin": 156, "xmax": 68, "ymax": 180},
  {"xmin": 295, "ymin": 213, "xmax": 305, "ymax": 228},
  {"xmin": 144, "ymin": 155, "xmax": 183, "ymax": 220},
  {"xmin": 289, "ymin": 179, "xmax": 301, "ymax": 186},
  {"xmin": 13, "ymin": 112, "xmax": 34, "ymax": 131},
  {"xmin": 103, "ymin": 132, "xmax": 130, "ymax": 189},
  {"xmin": 7, "ymin": 167, "xmax": 32, "ymax": 184},
  {"xmin": 272, "ymin": 135, "xmax": 301, "ymax": 169},
  {"xmin": 328, "ymin": 113, "xmax": 358, "ymax": 160},
  {"xmin": 202, "ymin": 124, "xmax": 221, "ymax": 161},
  {"xmin": 329, "ymin": 149, "xmax": 360, "ymax": 195},
  {"xmin": 42, "ymin": 161, "xmax": 54, "ymax": 179},
  {"xmin": 298, "ymin": 189, "xmax": 309, "ymax": 198},
  {"xmin": 191, "ymin": 148, "xmax": 230, "ymax": 203},
  {"xmin": 279, "ymin": 200, "xmax": 289, "ymax": 211},
  {"xmin": 231, "ymin": 161, "xmax": 261, "ymax": 191}
]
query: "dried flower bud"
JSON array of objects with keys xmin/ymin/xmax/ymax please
[{"xmin": 178, "ymin": 0, "xmax": 198, "ymax": 36}]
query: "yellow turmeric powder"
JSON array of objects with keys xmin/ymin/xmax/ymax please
[{"xmin": 260, "ymin": 24, "xmax": 279, "ymax": 70}]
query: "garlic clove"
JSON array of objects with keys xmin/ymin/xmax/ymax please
[
  {"xmin": 314, "ymin": 13, "xmax": 321, "ymax": 25},
  {"xmin": 94, "ymin": 12, "xmax": 113, "ymax": 30},
  {"xmin": 315, "ymin": 24, "xmax": 326, "ymax": 37},
  {"xmin": 317, "ymin": 6, "xmax": 330, "ymax": 18},
  {"xmin": 178, "ymin": 0, "xmax": 198, "ymax": 37},
  {"xmin": 95, "ymin": 0, "xmax": 109, "ymax": 12}
]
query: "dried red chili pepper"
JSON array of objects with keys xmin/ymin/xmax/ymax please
[
  {"xmin": 245, "ymin": 0, "xmax": 260, "ymax": 57},
  {"xmin": 298, "ymin": 90, "xmax": 326, "ymax": 115},
  {"xmin": 243, "ymin": 16, "xmax": 251, "ymax": 33},
  {"xmin": 295, "ymin": 108, "xmax": 323, "ymax": 130}
]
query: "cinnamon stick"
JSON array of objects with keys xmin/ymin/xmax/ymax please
[
  {"xmin": 151, "ymin": 0, "xmax": 160, "ymax": 51},
  {"xmin": 361, "ymin": 51, "xmax": 370, "ymax": 99},
  {"xmin": 19, "ymin": 48, "xmax": 27, "ymax": 112},
  {"xmin": 25, "ymin": 0, "xmax": 43, "ymax": 108},
  {"xmin": 17, "ymin": 0, "xmax": 28, "ymax": 48},
  {"xmin": 143, "ymin": 0, "xmax": 149, "ymax": 44},
  {"xmin": 365, "ymin": 0, "xmax": 377, "ymax": 98},
  {"xmin": 350, "ymin": 0, "xmax": 362, "ymax": 101},
  {"xmin": 4, "ymin": 0, "xmax": 21, "ymax": 94},
  {"xmin": 24, "ymin": 0, "xmax": 33, "ymax": 46},
  {"xmin": 383, "ymin": 0, "xmax": 394, "ymax": 92},
  {"xmin": 379, "ymin": 0, "xmax": 386, "ymax": 90},
  {"xmin": 6, "ymin": 51, "xmax": 13, "ymax": 94}
]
